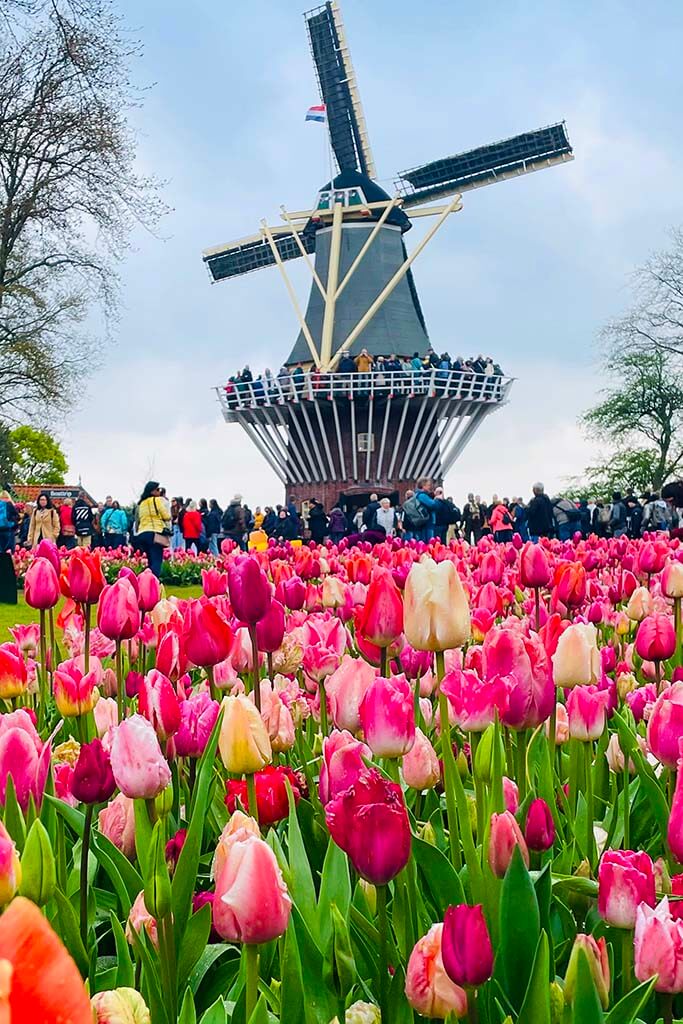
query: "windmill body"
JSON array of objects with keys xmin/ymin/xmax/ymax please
[{"xmin": 204, "ymin": 1, "xmax": 573, "ymax": 512}]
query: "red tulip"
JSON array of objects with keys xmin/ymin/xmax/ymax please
[
  {"xmin": 355, "ymin": 567, "xmax": 404, "ymax": 647},
  {"xmin": 598, "ymin": 849, "xmax": 655, "ymax": 928},
  {"xmin": 97, "ymin": 578, "xmax": 139, "ymax": 641},
  {"xmin": 647, "ymin": 681, "xmax": 683, "ymax": 769},
  {"xmin": 488, "ymin": 810, "xmax": 529, "ymax": 877},
  {"xmin": 325, "ymin": 767, "xmax": 411, "ymax": 884},
  {"xmin": 225, "ymin": 765, "xmax": 303, "ymax": 825},
  {"xmin": 359, "ymin": 673, "xmax": 415, "ymax": 758},
  {"xmin": 405, "ymin": 923, "xmax": 467, "ymax": 1019},
  {"xmin": 71, "ymin": 738, "xmax": 116, "ymax": 804},
  {"xmin": 525, "ymin": 798, "xmax": 555, "ymax": 851},
  {"xmin": 184, "ymin": 600, "xmax": 232, "ymax": 667},
  {"xmin": 255, "ymin": 599, "xmax": 286, "ymax": 652},
  {"xmin": 635, "ymin": 613, "xmax": 676, "ymax": 663},
  {"xmin": 63, "ymin": 549, "xmax": 105, "ymax": 605},
  {"xmin": 137, "ymin": 568, "xmax": 161, "ymax": 611},
  {"xmin": 441, "ymin": 904, "xmax": 494, "ymax": 988},
  {"xmin": 138, "ymin": 668, "xmax": 182, "ymax": 740},
  {"xmin": 24, "ymin": 556, "xmax": 60, "ymax": 610},
  {"xmin": 553, "ymin": 562, "xmax": 587, "ymax": 607},
  {"xmin": 228, "ymin": 556, "xmax": 272, "ymax": 624},
  {"xmin": 519, "ymin": 542, "xmax": 551, "ymax": 589}
]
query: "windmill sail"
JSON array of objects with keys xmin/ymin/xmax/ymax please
[
  {"xmin": 396, "ymin": 122, "xmax": 573, "ymax": 207},
  {"xmin": 203, "ymin": 230, "xmax": 315, "ymax": 283},
  {"xmin": 305, "ymin": 1, "xmax": 375, "ymax": 177}
]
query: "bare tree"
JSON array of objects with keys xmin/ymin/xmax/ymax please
[
  {"xmin": 0, "ymin": 0, "xmax": 166, "ymax": 421},
  {"xmin": 603, "ymin": 228, "xmax": 683, "ymax": 358}
]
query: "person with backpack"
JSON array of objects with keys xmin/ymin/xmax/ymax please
[
  {"xmin": 222, "ymin": 494, "xmax": 247, "ymax": 550},
  {"xmin": 401, "ymin": 489, "xmax": 430, "ymax": 541},
  {"xmin": 526, "ymin": 483, "xmax": 555, "ymax": 541},
  {"xmin": 100, "ymin": 501, "xmax": 129, "ymax": 549},
  {"xmin": 489, "ymin": 500, "xmax": 514, "ymax": 543},
  {"xmin": 203, "ymin": 499, "xmax": 223, "ymax": 555},
  {"xmin": 414, "ymin": 478, "xmax": 440, "ymax": 541},
  {"xmin": 432, "ymin": 487, "xmax": 456, "ymax": 543},
  {"xmin": 328, "ymin": 506, "xmax": 347, "ymax": 544},
  {"xmin": 642, "ymin": 492, "xmax": 672, "ymax": 533},
  {"xmin": 552, "ymin": 496, "xmax": 581, "ymax": 542},
  {"xmin": 623, "ymin": 489, "xmax": 643, "ymax": 538},
  {"xmin": 27, "ymin": 492, "xmax": 60, "ymax": 547},
  {"xmin": 609, "ymin": 491, "xmax": 628, "ymax": 538},
  {"xmin": 134, "ymin": 481, "xmax": 172, "ymax": 577},
  {"xmin": 0, "ymin": 491, "xmax": 18, "ymax": 553},
  {"xmin": 463, "ymin": 492, "xmax": 483, "ymax": 545},
  {"xmin": 72, "ymin": 493, "xmax": 94, "ymax": 547}
]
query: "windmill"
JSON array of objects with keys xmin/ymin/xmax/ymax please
[{"xmin": 203, "ymin": 1, "xmax": 573, "ymax": 512}]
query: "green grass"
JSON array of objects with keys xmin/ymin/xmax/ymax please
[{"xmin": 0, "ymin": 585, "xmax": 204, "ymax": 640}]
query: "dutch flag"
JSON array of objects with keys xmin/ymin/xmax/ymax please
[{"xmin": 305, "ymin": 103, "xmax": 327, "ymax": 123}]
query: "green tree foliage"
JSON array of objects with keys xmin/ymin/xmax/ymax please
[
  {"xmin": 580, "ymin": 349, "xmax": 683, "ymax": 493},
  {"xmin": 8, "ymin": 425, "xmax": 68, "ymax": 484}
]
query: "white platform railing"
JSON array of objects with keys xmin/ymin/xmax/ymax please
[{"xmin": 215, "ymin": 368, "xmax": 512, "ymax": 417}]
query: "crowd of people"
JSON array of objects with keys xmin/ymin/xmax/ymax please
[
  {"xmin": 223, "ymin": 349, "xmax": 506, "ymax": 407},
  {"xmin": 1, "ymin": 479, "xmax": 681, "ymax": 579}
]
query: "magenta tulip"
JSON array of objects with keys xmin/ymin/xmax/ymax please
[
  {"xmin": 184, "ymin": 600, "xmax": 233, "ymax": 668},
  {"xmin": 24, "ymin": 557, "xmax": 60, "ymax": 610},
  {"xmin": 137, "ymin": 669, "xmax": 182, "ymax": 740},
  {"xmin": 519, "ymin": 541, "xmax": 551, "ymax": 589},
  {"xmin": 647, "ymin": 681, "xmax": 683, "ymax": 768},
  {"xmin": 525, "ymin": 798, "xmax": 555, "ymax": 851},
  {"xmin": 0, "ymin": 709, "xmax": 53, "ymax": 811},
  {"xmin": 71, "ymin": 739, "xmax": 116, "ymax": 804},
  {"xmin": 33, "ymin": 538, "xmax": 61, "ymax": 574},
  {"xmin": 109, "ymin": 714, "xmax": 171, "ymax": 799},
  {"xmin": 255, "ymin": 599, "xmax": 285, "ymax": 652},
  {"xmin": 405, "ymin": 923, "xmax": 467, "ymax": 1019},
  {"xmin": 441, "ymin": 904, "xmax": 494, "ymax": 988},
  {"xmin": 137, "ymin": 568, "xmax": 161, "ymax": 612},
  {"xmin": 325, "ymin": 767, "xmax": 411, "ymax": 884},
  {"xmin": 228, "ymin": 556, "xmax": 272, "ymax": 624},
  {"xmin": 566, "ymin": 685, "xmax": 610, "ymax": 742},
  {"xmin": 668, "ymin": 739, "xmax": 683, "ymax": 865},
  {"xmin": 174, "ymin": 690, "xmax": 220, "ymax": 758},
  {"xmin": 319, "ymin": 729, "xmax": 371, "ymax": 805},
  {"xmin": 635, "ymin": 613, "xmax": 676, "ymax": 663},
  {"xmin": 598, "ymin": 849, "xmax": 656, "ymax": 928},
  {"xmin": 278, "ymin": 575, "xmax": 306, "ymax": 611},
  {"xmin": 440, "ymin": 668, "xmax": 509, "ymax": 732},
  {"xmin": 359, "ymin": 673, "xmax": 415, "ymax": 758},
  {"xmin": 97, "ymin": 579, "xmax": 140, "ymax": 642},
  {"xmin": 483, "ymin": 627, "xmax": 554, "ymax": 731},
  {"xmin": 201, "ymin": 567, "xmax": 229, "ymax": 597}
]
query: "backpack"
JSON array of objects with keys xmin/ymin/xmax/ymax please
[
  {"xmin": 598, "ymin": 506, "xmax": 611, "ymax": 525},
  {"xmin": 402, "ymin": 495, "xmax": 430, "ymax": 528},
  {"xmin": 651, "ymin": 502, "xmax": 669, "ymax": 528},
  {"xmin": 612, "ymin": 502, "xmax": 627, "ymax": 527},
  {"xmin": 0, "ymin": 502, "xmax": 8, "ymax": 530}
]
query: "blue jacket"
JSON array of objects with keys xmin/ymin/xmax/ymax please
[{"xmin": 416, "ymin": 490, "xmax": 439, "ymax": 525}]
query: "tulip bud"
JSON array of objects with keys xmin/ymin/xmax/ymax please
[
  {"xmin": 525, "ymin": 798, "xmax": 555, "ymax": 851},
  {"xmin": 566, "ymin": 685, "xmax": 610, "ymax": 742},
  {"xmin": 71, "ymin": 738, "xmax": 116, "ymax": 805},
  {"xmin": 138, "ymin": 669, "xmax": 181, "ymax": 741},
  {"xmin": 488, "ymin": 811, "xmax": 529, "ymax": 877},
  {"xmin": 662, "ymin": 561, "xmax": 683, "ymax": 600},
  {"xmin": 441, "ymin": 903, "xmax": 494, "ymax": 987},
  {"xmin": 404, "ymin": 558, "xmax": 470, "ymax": 652},
  {"xmin": 255, "ymin": 599, "xmax": 286, "ymax": 653},
  {"xmin": 419, "ymin": 821, "xmax": 437, "ymax": 846},
  {"xmin": 91, "ymin": 987, "xmax": 151, "ymax": 1023},
  {"xmin": 18, "ymin": 819, "xmax": 54, "ymax": 907},
  {"xmin": 126, "ymin": 890, "xmax": 158, "ymax": 948},
  {"xmin": 616, "ymin": 672, "xmax": 637, "ymax": 701},
  {"xmin": 137, "ymin": 569, "xmax": 161, "ymax": 612},
  {"xmin": 520, "ymin": 541, "xmax": 551, "ymax": 589},
  {"xmin": 401, "ymin": 727, "xmax": 439, "ymax": 790},
  {"xmin": 564, "ymin": 935, "xmax": 610, "ymax": 1009},
  {"xmin": 655, "ymin": 857, "xmax": 672, "ymax": 895},
  {"xmin": 345, "ymin": 1002, "xmax": 381, "ymax": 1024},
  {"xmin": 24, "ymin": 557, "xmax": 60, "ymax": 610},
  {"xmin": 155, "ymin": 783, "xmax": 174, "ymax": 820},
  {"xmin": 218, "ymin": 694, "xmax": 271, "ymax": 775},
  {"xmin": 228, "ymin": 557, "xmax": 272, "ymax": 624},
  {"xmin": 323, "ymin": 902, "xmax": 357, "ymax": 1002},
  {"xmin": 405, "ymin": 922, "xmax": 467, "ymax": 1019},
  {"xmin": 0, "ymin": 820, "xmax": 21, "ymax": 906},
  {"xmin": 550, "ymin": 981, "xmax": 565, "ymax": 1024},
  {"xmin": 636, "ymin": 613, "xmax": 676, "ymax": 663},
  {"xmin": 110, "ymin": 715, "xmax": 172, "ymax": 800},
  {"xmin": 144, "ymin": 821, "xmax": 173, "ymax": 921}
]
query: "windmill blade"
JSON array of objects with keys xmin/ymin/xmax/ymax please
[
  {"xmin": 203, "ymin": 230, "xmax": 315, "ymax": 283},
  {"xmin": 305, "ymin": 1, "xmax": 375, "ymax": 177},
  {"xmin": 395, "ymin": 122, "xmax": 573, "ymax": 208}
]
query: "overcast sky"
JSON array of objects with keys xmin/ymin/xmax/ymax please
[{"xmin": 62, "ymin": 0, "xmax": 683, "ymax": 506}]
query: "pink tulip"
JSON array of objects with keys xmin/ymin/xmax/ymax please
[
  {"xmin": 93, "ymin": 696, "xmax": 118, "ymax": 738},
  {"xmin": 483, "ymin": 627, "xmax": 554, "ymax": 731},
  {"xmin": 228, "ymin": 556, "xmax": 272, "ymax": 624},
  {"xmin": 33, "ymin": 538, "xmax": 61, "ymax": 574},
  {"xmin": 440, "ymin": 668, "xmax": 509, "ymax": 732},
  {"xmin": 479, "ymin": 550, "xmax": 504, "ymax": 585},
  {"xmin": 359, "ymin": 673, "xmax": 415, "ymax": 758},
  {"xmin": 519, "ymin": 542, "xmax": 551, "ymax": 589},
  {"xmin": 53, "ymin": 761, "xmax": 77, "ymax": 807},
  {"xmin": 662, "ymin": 561, "xmax": 683, "ymax": 599},
  {"xmin": 24, "ymin": 557, "xmax": 60, "ymax": 610},
  {"xmin": 325, "ymin": 654, "xmax": 376, "ymax": 734},
  {"xmin": 109, "ymin": 714, "xmax": 171, "ymax": 799},
  {"xmin": 126, "ymin": 890, "xmax": 158, "ymax": 948},
  {"xmin": 9, "ymin": 624, "xmax": 40, "ymax": 659},
  {"xmin": 647, "ymin": 681, "xmax": 683, "ymax": 769},
  {"xmin": 98, "ymin": 793, "xmax": 137, "ymax": 859},
  {"xmin": 488, "ymin": 810, "xmax": 529, "ymax": 878},
  {"xmin": 174, "ymin": 690, "xmax": 220, "ymax": 757},
  {"xmin": 525, "ymin": 798, "xmax": 555, "ymax": 851},
  {"xmin": 0, "ymin": 709, "xmax": 54, "ymax": 811},
  {"xmin": 97, "ymin": 579, "xmax": 139, "ymax": 642},
  {"xmin": 255, "ymin": 599, "xmax": 285, "ymax": 652},
  {"xmin": 184, "ymin": 600, "xmax": 233, "ymax": 668},
  {"xmin": 155, "ymin": 627, "xmax": 184, "ymax": 682},
  {"xmin": 53, "ymin": 655, "xmax": 102, "ymax": 718},
  {"xmin": 566, "ymin": 685, "xmax": 610, "ymax": 742},
  {"xmin": 302, "ymin": 643, "xmax": 341, "ymax": 683},
  {"xmin": 137, "ymin": 568, "xmax": 161, "ymax": 612},
  {"xmin": 258, "ymin": 682, "xmax": 295, "ymax": 753},
  {"xmin": 635, "ymin": 898, "xmax": 683, "ymax": 992},
  {"xmin": 503, "ymin": 777, "xmax": 519, "ymax": 814},
  {"xmin": 319, "ymin": 729, "xmax": 371, "ymax": 805},
  {"xmin": 278, "ymin": 575, "xmax": 306, "ymax": 611},
  {"xmin": 668, "ymin": 738, "xmax": 683, "ymax": 865},
  {"xmin": 213, "ymin": 831, "xmax": 291, "ymax": 944},
  {"xmin": 402, "ymin": 728, "xmax": 440, "ymax": 790},
  {"xmin": 138, "ymin": 669, "xmax": 181, "ymax": 741},
  {"xmin": 441, "ymin": 904, "xmax": 494, "ymax": 988},
  {"xmin": 598, "ymin": 849, "xmax": 655, "ymax": 928},
  {"xmin": 635, "ymin": 613, "xmax": 676, "ymax": 663},
  {"xmin": 405, "ymin": 923, "xmax": 468, "ymax": 1019},
  {"xmin": 201, "ymin": 567, "xmax": 229, "ymax": 597}
]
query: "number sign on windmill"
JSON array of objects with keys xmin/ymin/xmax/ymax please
[{"xmin": 203, "ymin": 1, "xmax": 573, "ymax": 511}]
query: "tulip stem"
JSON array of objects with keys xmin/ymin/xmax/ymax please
[
  {"xmin": 48, "ymin": 606, "xmax": 57, "ymax": 678},
  {"xmin": 206, "ymin": 665, "xmax": 218, "ymax": 703},
  {"xmin": 622, "ymin": 927, "xmax": 633, "ymax": 996},
  {"xmin": 470, "ymin": 732, "xmax": 485, "ymax": 842},
  {"xmin": 515, "ymin": 731, "xmax": 528, "ymax": 803},
  {"xmin": 245, "ymin": 943, "xmax": 259, "ymax": 1019},
  {"xmin": 246, "ymin": 772, "xmax": 259, "ymax": 824},
  {"xmin": 38, "ymin": 608, "xmax": 47, "ymax": 724},
  {"xmin": 660, "ymin": 992, "xmax": 673, "ymax": 1024},
  {"xmin": 380, "ymin": 647, "xmax": 388, "ymax": 677},
  {"xmin": 676, "ymin": 598, "xmax": 682, "ymax": 663},
  {"xmin": 548, "ymin": 702, "xmax": 557, "ymax": 760},
  {"xmin": 584, "ymin": 742, "xmax": 595, "ymax": 869},
  {"xmin": 623, "ymin": 768, "xmax": 630, "ymax": 851},
  {"xmin": 115, "ymin": 640, "xmax": 124, "ymax": 722},
  {"xmin": 467, "ymin": 987, "xmax": 479, "ymax": 1024},
  {"xmin": 376, "ymin": 883, "xmax": 389, "ymax": 1024},
  {"xmin": 248, "ymin": 625, "xmax": 261, "ymax": 711},
  {"xmin": 80, "ymin": 802, "xmax": 94, "ymax": 946},
  {"xmin": 436, "ymin": 652, "xmax": 462, "ymax": 871},
  {"xmin": 534, "ymin": 587, "xmax": 541, "ymax": 631},
  {"xmin": 318, "ymin": 678, "xmax": 329, "ymax": 738},
  {"xmin": 83, "ymin": 604, "xmax": 91, "ymax": 675}
]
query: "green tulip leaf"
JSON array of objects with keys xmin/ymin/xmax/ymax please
[
  {"xmin": 605, "ymin": 976, "xmax": 657, "ymax": 1024},
  {"xmin": 279, "ymin": 921, "xmax": 306, "ymax": 1024},
  {"xmin": 91, "ymin": 831, "xmax": 142, "ymax": 913},
  {"xmin": 571, "ymin": 946, "xmax": 604, "ymax": 1024},
  {"xmin": 110, "ymin": 910, "xmax": 135, "ymax": 988},
  {"xmin": 53, "ymin": 886, "xmax": 89, "ymax": 978},
  {"xmin": 179, "ymin": 988, "xmax": 198, "ymax": 1024},
  {"xmin": 498, "ymin": 845, "xmax": 541, "ymax": 1011},
  {"xmin": 412, "ymin": 835, "xmax": 465, "ymax": 915},
  {"xmin": 199, "ymin": 999, "xmax": 229, "ymax": 1024},
  {"xmin": 178, "ymin": 904, "xmax": 212, "ymax": 994},
  {"xmin": 317, "ymin": 838, "xmax": 352, "ymax": 949},
  {"xmin": 2, "ymin": 775, "xmax": 26, "ymax": 850},
  {"xmin": 246, "ymin": 994, "xmax": 269, "ymax": 1024},
  {"xmin": 284, "ymin": 781, "xmax": 320, "ymax": 945},
  {"xmin": 517, "ymin": 931, "xmax": 551, "ymax": 1024}
]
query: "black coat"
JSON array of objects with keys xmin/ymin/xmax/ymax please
[
  {"xmin": 526, "ymin": 494, "xmax": 555, "ymax": 537},
  {"xmin": 308, "ymin": 505, "xmax": 328, "ymax": 542}
]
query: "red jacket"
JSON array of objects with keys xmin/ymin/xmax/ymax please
[
  {"xmin": 489, "ymin": 504, "xmax": 512, "ymax": 534},
  {"xmin": 182, "ymin": 509, "xmax": 202, "ymax": 540}
]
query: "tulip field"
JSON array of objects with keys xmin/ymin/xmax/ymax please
[{"xmin": 4, "ymin": 535, "xmax": 683, "ymax": 1024}]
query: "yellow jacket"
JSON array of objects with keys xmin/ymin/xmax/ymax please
[
  {"xmin": 355, "ymin": 353, "xmax": 373, "ymax": 373},
  {"xmin": 29, "ymin": 507, "xmax": 60, "ymax": 546},
  {"xmin": 136, "ymin": 497, "xmax": 171, "ymax": 535}
]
